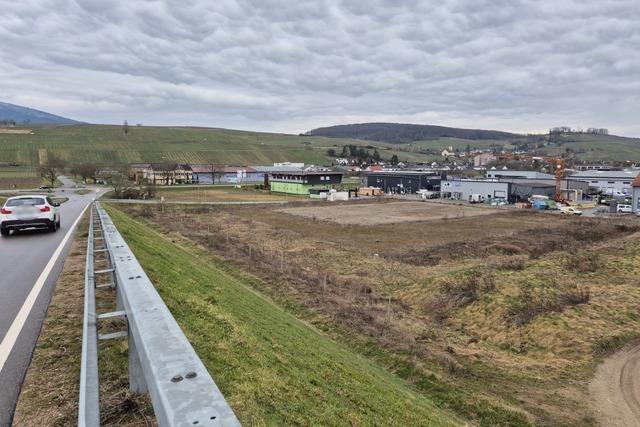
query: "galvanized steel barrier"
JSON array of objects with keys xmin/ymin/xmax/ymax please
[{"xmin": 79, "ymin": 202, "xmax": 240, "ymax": 426}]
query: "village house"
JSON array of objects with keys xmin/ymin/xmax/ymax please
[{"xmin": 143, "ymin": 164, "xmax": 194, "ymax": 185}]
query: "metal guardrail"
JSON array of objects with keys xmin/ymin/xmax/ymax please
[{"xmin": 79, "ymin": 203, "xmax": 241, "ymax": 426}]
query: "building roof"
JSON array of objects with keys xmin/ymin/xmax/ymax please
[
  {"xmin": 271, "ymin": 170, "xmax": 343, "ymax": 176},
  {"xmin": 632, "ymin": 174, "xmax": 640, "ymax": 187},
  {"xmin": 222, "ymin": 166, "xmax": 257, "ymax": 173},
  {"xmin": 487, "ymin": 170, "xmax": 555, "ymax": 179},
  {"xmin": 570, "ymin": 170, "xmax": 639, "ymax": 179}
]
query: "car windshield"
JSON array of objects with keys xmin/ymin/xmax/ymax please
[{"xmin": 6, "ymin": 197, "xmax": 46, "ymax": 207}]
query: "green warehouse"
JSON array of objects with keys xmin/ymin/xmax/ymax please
[{"xmin": 269, "ymin": 171, "xmax": 344, "ymax": 195}]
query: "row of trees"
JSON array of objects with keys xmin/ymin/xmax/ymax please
[{"xmin": 328, "ymin": 145, "xmax": 399, "ymax": 165}]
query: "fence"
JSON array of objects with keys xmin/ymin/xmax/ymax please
[{"xmin": 79, "ymin": 202, "xmax": 240, "ymax": 426}]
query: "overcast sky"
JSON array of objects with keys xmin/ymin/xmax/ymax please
[{"xmin": 1, "ymin": 0, "xmax": 639, "ymax": 135}]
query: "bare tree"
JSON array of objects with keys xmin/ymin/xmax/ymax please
[
  {"xmin": 209, "ymin": 163, "xmax": 220, "ymax": 184},
  {"xmin": 141, "ymin": 179, "xmax": 157, "ymax": 199},
  {"xmin": 38, "ymin": 155, "xmax": 66, "ymax": 188},
  {"xmin": 76, "ymin": 163, "xmax": 97, "ymax": 183},
  {"xmin": 110, "ymin": 166, "xmax": 136, "ymax": 198}
]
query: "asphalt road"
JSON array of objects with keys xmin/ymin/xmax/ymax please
[{"xmin": 0, "ymin": 181, "xmax": 102, "ymax": 426}]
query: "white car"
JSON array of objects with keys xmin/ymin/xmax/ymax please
[
  {"xmin": 617, "ymin": 204, "xmax": 632, "ymax": 213},
  {"xmin": 560, "ymin": 206, "xmax": 583, "ymax": 215},
  {"xmin": 0, "ymin": 195, "xmax": 61, "ymax": 236}
]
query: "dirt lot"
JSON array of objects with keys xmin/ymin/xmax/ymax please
[
  {"xmin": 279, "ymin": 200, "xmax": 499, "ymax": 225},
  {"xmin": 118, "ymin": 202, "xmax": 640, "ymax": 426}
]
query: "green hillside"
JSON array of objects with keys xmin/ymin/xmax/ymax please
[
  {"xmin": 0, "ymin": 124, "xmax": 434, "ymax": 167},
  {"xmin": 545, "ymin": 133, "xmax": 640, "ymax": 162}
]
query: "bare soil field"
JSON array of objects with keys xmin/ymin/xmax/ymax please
[
  {"xmin": 117, "ymin": 202, "xmax": 640, "ymax": 426},
  {"xmin": 279, "ymin": 200, "xmax": 499, "ymax": 225}
]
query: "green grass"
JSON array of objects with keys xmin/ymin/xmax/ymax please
[
  {"xmin": 105, "ymin": 205, "xmax": 461, "ymax": 426},
  {"xmin": 0, "ymin": 124, "xmax": 435, "ymax": 168},
  {"xmin": 545, "ymin": 133, "xmax": 640, "ymax": 162}
]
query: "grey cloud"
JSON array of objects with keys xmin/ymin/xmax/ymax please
[{"xmin": 0, "ymin": 0, "xmax": 639, "ymax": 135}]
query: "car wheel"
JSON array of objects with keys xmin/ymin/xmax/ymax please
[
  {"xmin": 49, "ymin": 222, "xmax": 57, "ymax": 232},
  {"xmin": 56, "ymin": 219, "xmax": 61, "ymax": 229},
  {"xmin": 0, "ymin": 227, "xmax": 9, "ymax": 237}
]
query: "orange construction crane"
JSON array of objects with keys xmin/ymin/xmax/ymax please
[{"xmin": 493, "ymin": 152, "xmax": 568, "ymax": 202}]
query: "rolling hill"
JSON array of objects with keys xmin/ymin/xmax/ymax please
[
  {"xmin": 307, "ymin": 122, "xmax": 521, "ymax": 143},
  {"xmin": 0, "ymin": 124, "xmax": 437, "ymax": 168},
  {"xmin": 0, "ymin": 102, "xmax": 78, "ymax": 125}
]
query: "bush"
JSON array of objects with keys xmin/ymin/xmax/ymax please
[
  {"xmin": 424, "ymin": 268, "xmax": 495, "ymax": 321},
  {"xmin": 506, "ymin": 282, "xmax": 590, "ymax": 325},
  {"xmin": 594, "ymin": 332, "xmax": 638, "ymax": 356},
  {"xmin": 565, "ymin": 251, "xmax": 603, "ymax": 273}
]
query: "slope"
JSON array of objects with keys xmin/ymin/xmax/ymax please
[
  {"xmin": 0, "ymin": 102, "xmax": 78, "ymax": 125},
  {"xmin": 105, "ymin": 205, "xmax": 461, "ymax": 426},
  {"xmin": 0, "ymin": 124, "xmax": 435, "ymax": 167}
]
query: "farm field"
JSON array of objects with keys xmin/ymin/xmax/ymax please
[
  {"xmin": 114, "ymin": 200, "xmax": 640, "ymax": 426},
  {"xmin": 279, "ymin": 200, "xmax": 499, "ymax": 225},
  {"xmin": 98, "ymin": 205, "xmax": 460, "ymax": 426},
  {"xmin": 0, "ymin": 166, "xmax": 41, "ymax": 189},
  {"xmin": 0, "ymin": 124, "xmax": 435, "ymax": 168}
]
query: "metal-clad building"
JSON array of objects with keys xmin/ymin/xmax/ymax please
[
  {"xmin": 569, "ymin": 170, "xmax": 640, "ymax": 194},
  {"xmin": 441, "ymin": 179, "xmax": 511, "ymax": 202},
  {"xmin": 361, "ymin": 171, "xmax": 443, "ymax": 194}
]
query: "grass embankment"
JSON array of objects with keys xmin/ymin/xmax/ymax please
[
  {"xmin": 13, "ymin": 214, "xmax": 153, "ymax": 426},
  {"xmin": 104, "ymin": 205, "xmax": 460, "ymax": 426}
]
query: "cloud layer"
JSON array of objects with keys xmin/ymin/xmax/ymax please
[{"xmin": 1, "ymin": 0, "xmax": 639, "ymax": 135}]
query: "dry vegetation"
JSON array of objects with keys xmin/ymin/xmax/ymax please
[{"xmin": 120, "ymin": 201, "xmax": 640, "ymax": 426}]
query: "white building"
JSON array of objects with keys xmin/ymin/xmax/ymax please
[{"xmin": 569, "ymin": 170, "xmax": 640, "ymax": 194}]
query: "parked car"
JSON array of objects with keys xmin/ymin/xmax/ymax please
[
  {"xmin": 468, "ymin": 194, "xmax": 485, "ymax": 203},
  {"xmin": 617, "ymin": 204, "xmax": 632, "ymax": 213},
  {"xmin": 560, "ymin": 206, "xmax": 583, "ymax": 216},
  {"xmin": 0, "ymin": 195, "xmax": 61, "ymax": 236}
]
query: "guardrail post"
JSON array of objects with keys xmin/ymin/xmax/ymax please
[{"xmin": 129, "ymin": 331, "xmax": 148, "ymax": 393}]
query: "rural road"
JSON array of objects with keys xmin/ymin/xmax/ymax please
[
  {"xmin": 590, "ymin": 343, "xmax": 640, "ymax": 426},
  {"xmin": 0, "ymin": 180, "xmax": 103, "ymax": 426}
]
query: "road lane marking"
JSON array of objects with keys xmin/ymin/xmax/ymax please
[{"xmin": 0, "ymin": 202, "xmax": 91, "ymax": 374}]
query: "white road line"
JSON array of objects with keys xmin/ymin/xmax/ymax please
[{"xmin": 0, "ymin": 202, "xmax": 90, "ymax": 374}]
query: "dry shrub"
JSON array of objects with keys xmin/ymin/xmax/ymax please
[
  {"xmin": 424, "ymin": 268, "xmax": 495, "ymax": 321},
  {"xmin": 138, "ymin": 205, "xmax": 155, "ymax": 219},
  {"xmin": 565, "ymin": 251, "xmax": 603, "ymax": 273},
  {"xmin": 487, "ymin": 255, "xmax": 527, "ymax": 271},
  {"xmin": 390, "ymin": 248, "xmax": 441, "ymax": 266},
  {"xmin": 506, "ymin": 282, "xmax": 590, "ymax": 325},
  {"xmin": 490, "ymin": 242, "xmax": 525, "ymax": 255}
]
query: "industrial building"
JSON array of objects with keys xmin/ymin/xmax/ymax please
[
  {"xmin": 269, "ymin": 171, "xmax": 343, "ymax": 195},
  {"xmin": 441, "ymin": 178, "xmax": 574, "ymax": 203},
  {"xmin": 360, "ymin": 170, "xmax": 443, "ymax": 194},
  {"xmin": 569, "ymin": 170, "xmax": 640, "ymax": 194}
]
